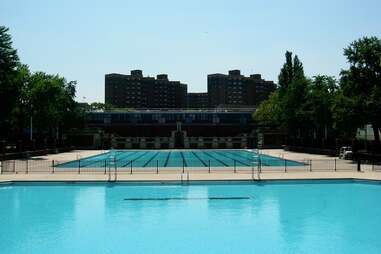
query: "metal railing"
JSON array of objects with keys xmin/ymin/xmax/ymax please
[
  {"xmin": 1, "ymin": 158, "xmax": 376, "ymax": 175},
  {"xmin": 100, "ymin": 108, "xmax": 256, "ymax": 113}
]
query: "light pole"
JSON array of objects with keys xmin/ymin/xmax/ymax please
[
  {"xmin": 30, "ymin": 115, "xmax": 33, "ymax": 141},
  {"xmin": 30, "ymin": 104, "xmax": 33, "ymax": 141}
]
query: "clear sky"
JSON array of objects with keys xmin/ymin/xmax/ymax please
[{"xmin": 1, "ymin": 0, "xmax": 380, "ymax": 102}]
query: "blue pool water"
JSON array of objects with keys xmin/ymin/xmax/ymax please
[
  {"xmin": 1, "ymin": 180, "xmax": 381, "ymax": 254},
  {"xmin": 58, "ymin": 149, "xmax": 304, "ymax": 168}
]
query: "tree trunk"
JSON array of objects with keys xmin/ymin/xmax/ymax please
[{"xmin": 372, "ymin": 123, "xmax": 380, "ymax": 152}]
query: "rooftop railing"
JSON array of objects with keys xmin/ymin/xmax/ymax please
[{"xmin": 90, "ymin": 108, "xmax": 256, "ymax": 113}]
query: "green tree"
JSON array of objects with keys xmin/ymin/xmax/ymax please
[
  {"xmin": 282, "ymin": 76, "xmax": 309, "ymax": 144},
  {"xmin": 0, "ymin": 26, "xmax": 21, "ymax": 137},
  {"xmin": 303, "ymin": 76, "xmax": 337, "ymax": 146},
  {"xmin": 0, "ymin": 26, "xmax": 83, "ymax": 146},
  {"xmin": 253, "ymin": 91, "xmax": 282, "ymax": 126},
  {"xmin": 24, "ymin": 72, "xmax": 78, "ymax": 140},
  {"xmin": 337, "ymin": 36, "xmax": 381, "ymax": 149},
  {"xmin": 277, "ymin": 51, "xmax": 308, "ymax": 144},
  {"xmin": 331, "ymin": 90, "xmax": 361, "ymax": 140},
  {"xmin": 90, "ymin": 102, "xmax": 106, "ymax": 111},
  {"xmin": 256, "ymin": 52, "xmax": 339, "ymax": 148},
  {"xmin": 255, "ymin": 51, "xmax": 307, "ymax": 129},
  {"xmin": 278, "ymin": 51, "xmax": 305, "ymax": 94},
  {"xmin": 11, "ymin": 64, "xmax": 32, "ymax": 138}
]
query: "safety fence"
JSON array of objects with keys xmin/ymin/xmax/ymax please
[{"xmin": 1, "ymin": 158, "xmax": 378, "ymax": 175}]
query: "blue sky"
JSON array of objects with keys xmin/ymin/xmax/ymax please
[{"xmin": 1, "ymin": 0, "xmax": 380, "ymax": 102}]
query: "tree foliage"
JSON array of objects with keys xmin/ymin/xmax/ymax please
[
  {"xmin": 338, "ymin": 36, "xmax": 381, "ymax": 147},
  {"xmin": 256, "ymin": 51, "xmax": 309, "ymax": 142},
  {"xmin": 278, "ymin": 51, "xmax": 305, "ymax": 94},
  {"xmin": 0, "ymin": 26, "xmax": 83, "ymax": 142},
  {"xmin": 24, "ymin": 73, "xmax": 77, "ymax": 132},
  {"xmin": 253, "ymin": 91, "xmax": 282, "ymax": 126},
  {"xmin": 255, "ymin": 53, "xmax": 340, "ymax": 147},
  {"xmin": 256, "ymin": 37, "xmax": 381, "ymax": 151},
  {"xmin": 0, "ymin": 26, "xmax": 21, "ymax": 132}
]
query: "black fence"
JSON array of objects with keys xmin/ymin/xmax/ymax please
[{"xmin": 1, "ymin": 158, "xmax": 377, "ymax": 175}]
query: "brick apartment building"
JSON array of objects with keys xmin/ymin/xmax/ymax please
[
  {"xmin": 187, "ymin": 92, "xmax": 209, "ymax": 108},
  {"xmin": 208, "ymin": 70, "xmax": 276, "ymax": 108},
  {"xmin": 105, "ymin": 69, "xmax": 276, "ymax": 109},
  {"xmin": 105, "ymin": 70, "xmax": 187, "ymax": 108}
]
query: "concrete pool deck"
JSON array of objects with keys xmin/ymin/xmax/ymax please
[
  {"xmin": 1, "ymin": 170, "xmax": 381, "ymax": 182},
  {"xmin": 16, "ymin": 149, "xmax": 340, "ymax": 161},
  {"xmin": 1, "ymin": 149, "xmax": 380, "ymax": 182}
]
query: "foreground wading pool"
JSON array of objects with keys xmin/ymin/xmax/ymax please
[{"xmin": 1, "ymin": 180, "xmax": 381, "ymax": 254}]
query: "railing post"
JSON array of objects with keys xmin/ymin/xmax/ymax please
[
  {"xmin": 130, "ymin": 160, "xmax": 133, "ymax": 174},
  {"xmin": 334, "ymin": 159, "xmax": 337, "ymax": 171},
  {"xmin": 26, "ymin": 159, "xmax": 29, "ymax": 174},
  {"xmin": 108, "ymin": 162, "xmax": 111, "ymax": 180},
  {"xmin": 104, "ymin": 160, "xmax": 107, "ymax": 174},
  {"xmin": 182, "ymin": 159, "xmax": 185, "ymax": 174},
  {"xmin": 115, "ymin": 159, "xmax": 117, "ymax": 181},
  {"xmin": 259, "ymin": 159, "xmax": 262, "ymax": 173},
  {"xmin": 234, "ymin": 160, "xmax": 236, "ymax": 173},
  {"xmin": 284, "ymin": 159, "xmax": 287, "ymax": 173},
  {"xmin": 0, "ymin": 161, "xmax": 2, "ymax": 174},
  {"xmin": 251, "ymin": 163, "xmax": 254, "ymax": 180},
  {"xmin": 208, "ymin": 160, "xmax": 211, "ymax": 173},
  {"xmin": 13, "ymin": 160, "xmax": 15, "ymax": 174},
  {"xmin": 357, "ymin": 159, "xmax": 361, "ymax": 172},
  {"xmin": 52, "ymin": 160, "xmax": 55, "ymax": 173},
  {"xmin": 259, "ymin": 158, "xmax": 262, "ymax": 173},
  {"xmin": 309, "ymin": 160, "xmax": 312, "ymax": 172},
  {"xmin": 156, "ymin": 160, "xmax": 159, "ymax": 174},
  {"xmin": 78, "ymin": 159, "xmax": 81, "ymax": 174}
]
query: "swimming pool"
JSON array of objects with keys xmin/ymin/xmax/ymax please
[
  {"xmin": 1, "ymin": 180, "xmax": 380, "ymax": 254},
  {"xmin": 57, "ymin": 149, "xmax": 304, "ymax": 169}
]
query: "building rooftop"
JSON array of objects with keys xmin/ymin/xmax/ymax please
[{"xmin": 90, "ymin": 108, "xmax": 256, "ymax": 113}]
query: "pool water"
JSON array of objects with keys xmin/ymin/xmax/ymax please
[
  {"xmin": 58, "ymin": 149, "xmax": 304, "ymax": 168},
  {"xmin": 1, "ymin": 180, "xmax": 381, "ymax": 254}
]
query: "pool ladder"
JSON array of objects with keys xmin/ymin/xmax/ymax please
[
  {"xmin": 180, "ymin": 172, "xmax": 190, "ymax": 185},
  {"xmin": 252, "ymin": 164, "xmax": 261, "ymax": 181},
  {"xmin": 108, "ymin": 159, "xmax": 117, "ymax": 182}
]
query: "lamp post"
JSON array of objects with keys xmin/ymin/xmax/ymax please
[
  {"xmin": 30, "ymin": 115, "xmax": 33, "ymax": 141},
  {"xmin": 30, "ymin": 104, "xmax": 33, "ymax": 141}
]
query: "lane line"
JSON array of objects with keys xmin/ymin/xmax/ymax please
[
  {"xmin": 120, "ymin": 151, "xmax": 150, "ymax": 167},
  {"xmin": 180, "ymin": 151, "xmax": 188, "ymax": 167},
  {"xmin": 202, "ymin": 151, "xmax": 229, "ymax": 167},
  {"xmin": 142, "ymin": 152, "xmax": 160, "ymax": 167},
  {"xmin": 211, "ymin": 151, "xmax": 250, "ymax": 166},
  {"xmin": 191, "ymin": 151, "xmax": 208, "ymax": 167},
  {"xmin": 164, "ymin": 151, "xmax": 172, "ymax": 167}
]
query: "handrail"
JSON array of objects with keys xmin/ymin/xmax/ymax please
[
  {"xmin": 1, "ymin": 157, "xmax": 374, "ymax": 175},
  {"xmin": 96, "ymin": 107, "xmax": 256, "ymax": 113}
]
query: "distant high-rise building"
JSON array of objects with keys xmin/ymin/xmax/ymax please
[
  {"xmin": 105, "ymin": 70, "xmax": 187, "ymax": 108},
  {"xmin": 105, "ymin": 69, "xmax": 275, "ymax": 109},
  {"xmin": 207, "ymin": 70, "xmax": 276, "ymax": 108},
  {"xmin": 187, "ymin": 93, "xmax": 208, "ymax": 108}
]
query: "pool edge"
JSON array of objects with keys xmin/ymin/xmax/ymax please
[{"xmin": 1, "ymin": 177, "xmax": 381, "ymax": 186}]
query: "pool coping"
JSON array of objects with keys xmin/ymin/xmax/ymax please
[
  {"xmin": 1, "ymin": 172, "xmax": 381, "ymax": 184},
  {"xmin": 1, "ymin": 178, "xmax": 381, "ymax": 188}
]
